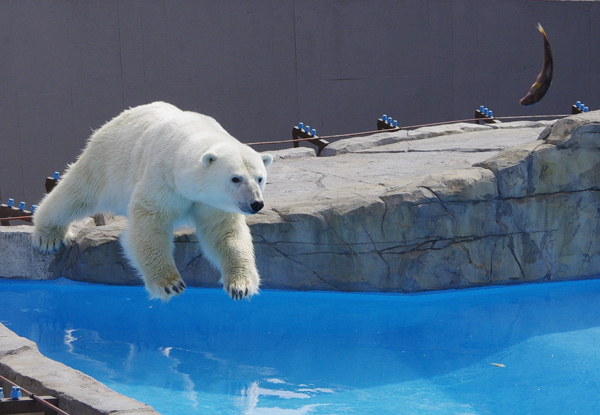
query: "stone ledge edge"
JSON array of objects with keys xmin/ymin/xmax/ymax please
[{"xmin": 0, "ymin": 323, "xmax": 161, "ymax": 415}]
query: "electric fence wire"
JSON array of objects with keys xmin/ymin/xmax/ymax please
[{"xmin": 247, "ymin": 113, "xmax": 569, "ymax": 146}]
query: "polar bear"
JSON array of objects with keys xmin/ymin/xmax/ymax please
[{"xmin": 32, "ymin": 102, "xmax": 273, "ymax": 301}]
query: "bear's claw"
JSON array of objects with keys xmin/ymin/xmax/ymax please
[
  {"xmin": 32, "ymin": 227, "xmax": 70, "ymax": 254},
  {"xmin": 172, "ymin": 283, "xmax": 186, "ymax": 294},
  {"xmin": 149, "ymin": 275, "xmax": 186, "ymax": 301},
  {"xmin": 227, "ymin": 285, "xmax": 252, "ymax": 301}
]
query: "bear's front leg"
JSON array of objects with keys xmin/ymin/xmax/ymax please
[
  {"xmin": 194, "ymin": 207, "xmax": 259, "ymax": 300},
  {"xmin": 121, "ymin": 203, "xmax": 186, "ymax": 300}
]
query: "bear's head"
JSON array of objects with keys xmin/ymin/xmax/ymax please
[{"xmin": 176, "ymin": 142, "xmax": 273, "ymax": 215}]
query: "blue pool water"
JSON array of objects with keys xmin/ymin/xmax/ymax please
[{"xmin": 1, "ymin": 279, "xmax": 599, "ymax": 415}]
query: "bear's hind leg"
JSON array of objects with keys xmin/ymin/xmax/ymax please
[
  {"xmin": 122, "ymin": 203, "xmax": 186, "ymax": 300},
  {"xmin": 32, "ymin": 170, "xmax": 99, "ymax": 253}
]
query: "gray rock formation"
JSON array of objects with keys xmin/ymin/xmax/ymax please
[{"xmin": 1, "ymin": 113, "xmax": 599, "ymax": 293}]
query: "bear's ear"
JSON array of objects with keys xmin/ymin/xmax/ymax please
[
  {"xmin": 261, "ymin": 153, "xmax": 273, "ymax": 168},
  {"xmin": 202, "ymin": 152, "xmax": 217, "ymax": 166}
]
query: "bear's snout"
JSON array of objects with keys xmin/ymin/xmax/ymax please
[{"xmin": 250, "ymin": 201, "xmax": 264, "ymax": 213}]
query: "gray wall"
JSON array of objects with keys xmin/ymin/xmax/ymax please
[{"xmin": 0, "ymin": 0, "xmax": 598, "ymax": 207}]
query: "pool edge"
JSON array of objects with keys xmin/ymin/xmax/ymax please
[{"xmin": 0, "ymin": 322, "xmax": 162, "ymax": 415}]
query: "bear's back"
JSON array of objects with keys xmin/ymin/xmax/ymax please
[{"xmin": 77, "ymin": 102, "xmax": 248, "ymax": 214}]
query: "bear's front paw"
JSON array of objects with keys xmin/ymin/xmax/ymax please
[
  {"xmin": 146, "ymin": 273, "xmax": 186, "ymax": 301},
  {"xmin": 32, "ymin": 226, "xmax": 71, "ymax": 253},
  {"xmin": 225, "ymin": 274, "xmax": 259, "ymax": 301}
]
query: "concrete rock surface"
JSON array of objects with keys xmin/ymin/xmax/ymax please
[
  {"xmin": 0, "ymin": 114, "xmax": 599, "ymax": 293},
  {"xmin": 0, "ymin": 324, "xmax": 160, "ymax": 415}
]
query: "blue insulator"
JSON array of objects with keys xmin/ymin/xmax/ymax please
[
  {"xmin": 479, "ymin": 105, "xmax": 485, "ymax": 112},
  {"xmin": 10, "ymin": 386, "xmax": 21, "ymax": 399},
  {"xmin": 387, "ymin": 117, "xmax": 393, "ymax": 124},
  {"xmin": 31, "ymin": 205, "xmax": 37, "ymax": 213},
  {"xmin": 576, "ymin": 101, "xmax": 581, "ymax": 107},
  {"xmin": 584, "ymin": 107, "xmax": 589, "ymax": 112},
  {"xmin": 53, "ymin": 172, "xmax": 60, "ymax": 180},
  {"xmin": 310, "ymin": 129, "xmax": 316, "ymax": 136},
  {"xmin": 392, "ymin": 120, "xmax": 398, "ymax": 127},
  {"xmin": 382, "ymin": 114, "xmax": 388, "ymax": 122},
  {"xmin": 7, "ymin": 198, "xmax": 14, "ymax": 207},
  {"xmin": 483, "ymin": 108, "xmax": 489, "ymax": 115},
  {"xmin": 0, "ymin": 387, "xmax": 2, "ymax": 398},
  {"xmin": 18, "ymin": 202, "xmax": 26, "ymax": 210},
  {"xmin": 488, "ymin": 110, "xmax": 493, "ymax": 117},
  {"xmin": 298, "ymin": 122, "xmax": 303, "ymax": 130},
  {"xmin": 304, "ymin": 125, "xmax": 310, "ymax": 133}
]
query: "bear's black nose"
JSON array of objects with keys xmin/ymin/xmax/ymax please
[{"xmin": 250, "ymin": 201, "xmax": 264, "ymax": 213}]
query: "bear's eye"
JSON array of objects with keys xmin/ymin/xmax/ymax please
[
  {"xmin": 258, "ymin": 177, "xmax": 263, "ymax": 184},
  {"xmin": 231, "ymin": 176, "xmax": 241, "ymax": 183}
]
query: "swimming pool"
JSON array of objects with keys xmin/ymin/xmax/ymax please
[{"xmin": 1, "ymin": 279, "xmax": 599, "ymax": 414}]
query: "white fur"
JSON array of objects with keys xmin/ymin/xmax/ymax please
[{"xmin": 32, "ymin": 102, "xmax": 273, "ymax": 301}]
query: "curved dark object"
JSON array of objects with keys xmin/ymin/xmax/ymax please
[{"xmin": 519, "ymin": 23, "xmax": 553, "ymax": 107}]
